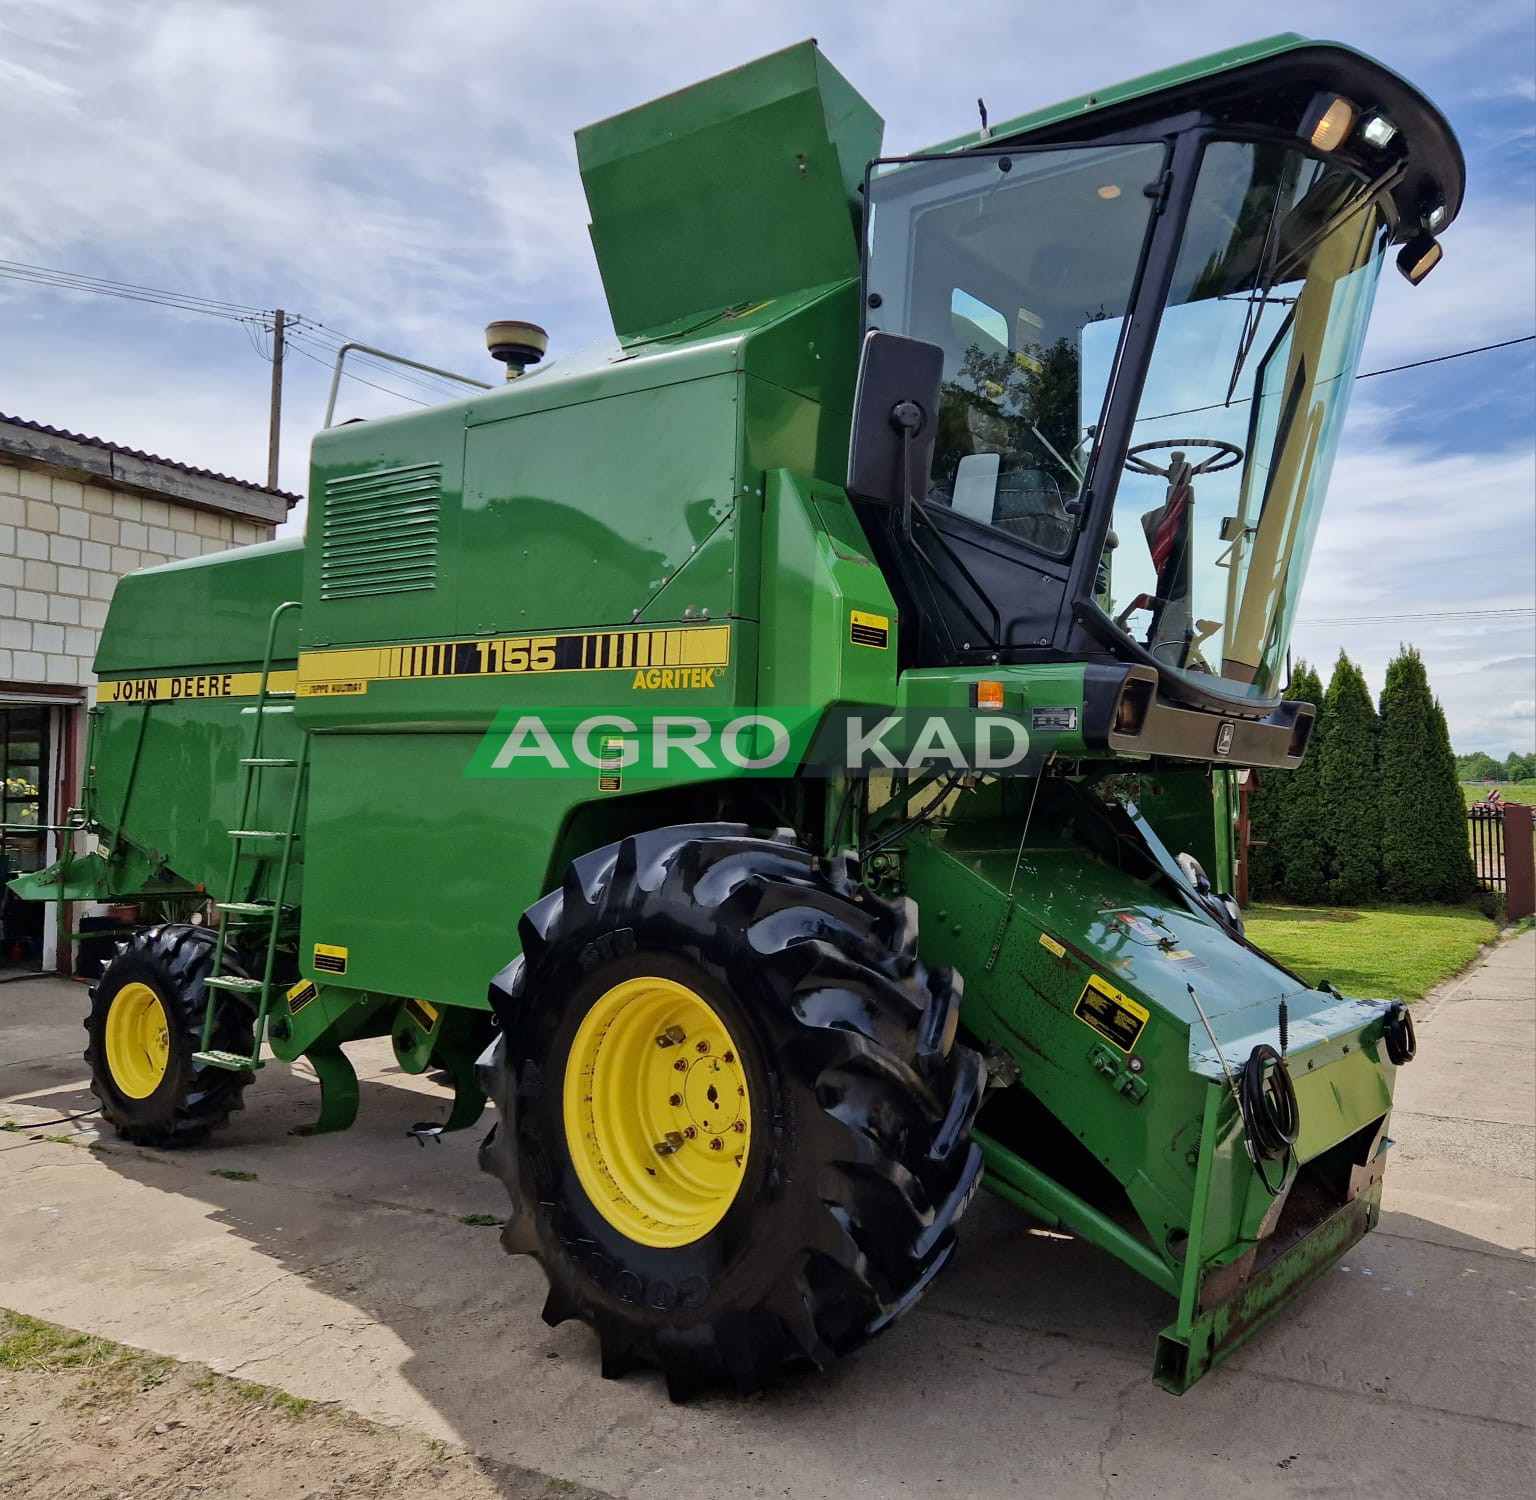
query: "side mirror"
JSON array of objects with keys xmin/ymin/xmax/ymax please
[{"xmin": 846, "ymin": 332, "xmax": 945, "ymax": 523}]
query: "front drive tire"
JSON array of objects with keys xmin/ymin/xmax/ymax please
[
  {"xmin": 479, "ymin": 824, "xmax": 985, "ymax": 1398},
  {"xmin": 86, "ymin": 924, "xmax": 254, "ymax": 1147}
]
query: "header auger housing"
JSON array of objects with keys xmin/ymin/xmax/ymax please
[{"xmin": 11, "ymin": 33, "xmax": 1461, "ymax": 1397}]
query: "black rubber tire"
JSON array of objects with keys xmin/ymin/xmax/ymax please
[
  {"xmin": 85, "ymin": 924, "xmax": 254, "ymax": 1147},
  {"xmin": 479, "ymin": 824, "xmax": 985, "ymax": 1398}
]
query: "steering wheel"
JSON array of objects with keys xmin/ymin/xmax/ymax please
[{"xmin": 1125, "ymin": 438, "xmax": 1243, "ymax": 479}]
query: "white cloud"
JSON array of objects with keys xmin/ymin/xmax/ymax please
[
  {"xmin": 1362, "ymin": 193, "xmax": 1536, "ymax": 370},
  {"xmin": 1291, "ymin": 433, "xmax": 1536, "ymax": 755},
  {"xmin": 1, "ymin": 0, "xmax": 1531, "ymax": 750}
]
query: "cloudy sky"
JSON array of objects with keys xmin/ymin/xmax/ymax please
[{"xmin": 2, "ymin": 0, "xmax": 1532, "ymax": 753}]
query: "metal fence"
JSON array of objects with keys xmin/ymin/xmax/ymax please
[
  {"xmin": 1468, "ymin": 804, "xmax": 1507, "ymax": 890},
  {"xmin": 1468, "ymin": 802, "xmax": 1536, "ymax": 921}
]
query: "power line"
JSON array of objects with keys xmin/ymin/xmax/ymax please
[
  {"xmin": 1300, "ymin": 607, "xmax": 1536, "ymax": 627},
  {"xmin": 1355, "ymin": 335, "xmax": 1536, "ymax": 382},
  {"xmin": 0, "ymin": 258, "xmax": 269, "ymax": 324},
  {"xmin": 1138, "ymin": 334, "xmax": 1535, "ymax": 424},
  {"xmin": 284, "ymin": 329, "xmax": 454, "ymax": 404},
  {"xmin": 283, "ymin": 335, "xmax": 431, "ymax": 408},
  {"xmin": 291, "ymin": 321, "xmax": 474, "ymax": 399}
]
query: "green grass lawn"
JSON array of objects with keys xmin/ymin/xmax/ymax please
[
  {"xmin": 1245, "ymin": 902, "xmax": 1497, "ymax": 1000},
  {"xmin": 1461, "ymin": 781, "xmax": 1536, "ymax": 807}
]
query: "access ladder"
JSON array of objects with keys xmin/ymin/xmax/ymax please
[{"xmin": 194, "ymin": 599, "xmax": 307, "ymax": 1073}]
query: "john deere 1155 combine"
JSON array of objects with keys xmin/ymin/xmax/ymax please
[{"xmin": 12, "ymin": 34, "xmax": 1456, "ymax": 1397}]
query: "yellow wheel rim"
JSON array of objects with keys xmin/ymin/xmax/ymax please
[
  {"xmin": 564, "ymin": 975, "xmax": 752, "ymax": 1249},
  {"xmin": 104, "ymin": 982, "xmax": 171, "ymax": 1099}
]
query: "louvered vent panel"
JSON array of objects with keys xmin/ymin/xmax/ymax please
[{"xmin": 321, "ymin": 461, "xmax": 441, "ymax": 600}]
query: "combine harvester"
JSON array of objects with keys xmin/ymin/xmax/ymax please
[{"xmin": 12, "ymin": 34, "xmax": 1454, "ymax": 1397}]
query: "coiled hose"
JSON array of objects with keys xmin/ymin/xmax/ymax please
[{"xmin": 1240, "ymin": 1042, "xmax": 1299, "ymax": 1195}]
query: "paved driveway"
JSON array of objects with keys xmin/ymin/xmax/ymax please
[{"xmin": 2, "ymin": 935, "xmax": 1531, "ymax": 1498}]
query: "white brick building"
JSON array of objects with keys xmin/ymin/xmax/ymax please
[{"xmin": 1, "ymin": 413, "xmax": 298, "ymax": 971}]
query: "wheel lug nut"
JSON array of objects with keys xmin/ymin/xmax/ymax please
[
  {"xmin": 722, "ymin": 1051, "xmax": 734, "ymax": 1063},
  {"xmin": 732, "ymin": 1120, "xmax": 745, "ymax": 1133},
  {"xmin": 668, "ymin": 1093, "xmax": 682, "ymax": 1107},
  {"xmin": 709, "ymin": 1138, "xmax": 724, "ymax": 1151},
  {"xmin": 695, "ymin": 1040, "xmax": 709, "ymax": 1054},
  {"xmin": 673, "ymin": 1059, "xmax": 688, "ymax": 1072},
  {"xmin": 683, "ymin": 1126, "xmax": 696, "ymax": 1139}
]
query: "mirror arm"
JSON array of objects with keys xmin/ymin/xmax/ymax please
[{"xmin": 892, "ymin": 399, "xmax": 922, "ymax": 542}]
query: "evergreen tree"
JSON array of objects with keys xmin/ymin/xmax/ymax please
[
  {"xmin": 1277, "ymin": 662, "xmax": 1331, "ymax": 904},
  {"xmin": 1318, "ymin": 653, "xmax": 1382, "ymax": 905},
  {"xmin": 1380, "ymin": 647, "xmax": 1476, "ymax": 901},
  {"xmin": 1245, "ymin": 766, "xmax": 1285, "ymax": 899}
]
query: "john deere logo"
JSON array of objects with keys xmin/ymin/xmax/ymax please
[{"xmin": 1214, "ymin": 721, "xmax": 1235, "ymax": 757}]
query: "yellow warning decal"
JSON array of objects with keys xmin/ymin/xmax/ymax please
[
  {"xmin": 1073, "ymin": 974, "xmax": 1149, "ymax": 1053},
  {"xmin": 313, "ymin": 943, "xmax": 349, "ymax": 975},
  {"xmin": 404, "ymin": 998, "xmax": 439, "ymax": 1032},
  {"xmin": 1038, "ymin": 932, "xmax": 1067, "ymax": 959},
  {"xmin": 296, "ymin": 625, "xmax": 730, "ymax": 698},
  {"xmin": 98, "ymin": 670, "xmax": 298, "ymax": 704},
  {"xmin": 849, "ymin": 610, "xmax": 890, "ymax": 649},
  {"xmin": 286, "ymin": 978, "xmax": 319, "ymax": 1014}
]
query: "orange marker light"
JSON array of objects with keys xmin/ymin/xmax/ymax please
[{"xmin": 975, "ymin": 680, "xmax": 1005, "ymax": 711}]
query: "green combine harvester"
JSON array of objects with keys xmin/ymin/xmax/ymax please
[{"xmin": 12, "ymin": 34, "xmax": 1456, "ymax": 1397}]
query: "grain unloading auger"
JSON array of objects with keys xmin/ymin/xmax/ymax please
[{"xmin": 11, "ymin": 35, "xmax": 1454, "ymax": 1396}]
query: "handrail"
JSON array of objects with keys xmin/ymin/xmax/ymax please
[{"xmin": 323, "ymin": 343, "xmax": 492, "ymax": 427}]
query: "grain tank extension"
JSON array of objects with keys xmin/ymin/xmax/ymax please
[{"xmin": 11, "ymin": 35, "xmax": 1457, "ymax": 1396}]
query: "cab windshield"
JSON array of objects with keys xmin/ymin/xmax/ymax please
[
  {"xmin": 1105, "ymin": 140, "xmax": 1389, "ymax": 699},
  {"xmin": 865, "ymin": 136, "xmax": 1391, "ymax": 701}
]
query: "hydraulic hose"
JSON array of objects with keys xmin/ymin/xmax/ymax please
[
  {"xmin": 1384, "ymin": 1001, "xmax": 1417, "ymax": 1065},
  {"xmin": 1240, "ymin": 1042, "xmax": 1299, "ymax": 1195}
]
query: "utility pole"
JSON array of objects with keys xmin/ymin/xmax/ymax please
[{"xmin": 266, "ymin": 308, "xmax": 286, "ymax": 490}]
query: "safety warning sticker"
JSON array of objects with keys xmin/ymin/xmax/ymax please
[
  {"xmin": 1038, "ymin": 932, "xmax": 1067, "ymax": 959},
  {"xmin": 1161, "ymin": 947, "xmax": 1208, "ymax": 972},
  {"xmin": 404, "ymin": 998, "xmax": 439, "ymax": 1032},
  {"xmin": 1074, "ymin": 974, "xmax": 1149, "ymax": 1052},
  {"xmin": 286, "ymin": 979, "xmax": 319, "ymax": 1013},
  {"xmin": 313, "ymin": 943, "xmax": 349, "ymax": 976},
  {"xmin": 849, "ymin": 610, "xmax": 890, "ymax": 649}
]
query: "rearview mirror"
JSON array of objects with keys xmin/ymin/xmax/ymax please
[{"xmin": 846, "ymin": 331, "xmax": 944, "ymax": 514}]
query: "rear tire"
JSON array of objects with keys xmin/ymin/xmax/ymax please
[
  {"xmin": 86, "ymin": 924, "xmax": 254, "ymax": 1147},
  {"xmin": 479, "ymin": 824, "xmax": 984, "ymax": 1398}
]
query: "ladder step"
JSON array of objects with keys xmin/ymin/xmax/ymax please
[
  {"xmin": 193, "ymin": 1049, "xmax": 262, "ymax": 1073},
  {"xmin": 204, "ymin": 975, "xmax": 265, "ymax": 993},
  {"xmin": 240, "ymin": 757, "xmax": 298, "ymax": 767},
  {"xmin": 229, "ymin": 829, "xmax": 291, "ymax": 841},
  {"xmin": 215, "ymin": 901, "xmax": 281, "ymax": 916}
]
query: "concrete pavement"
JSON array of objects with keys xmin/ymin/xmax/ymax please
[{"xmin": 1, "ymin": 935, "xmax": 1532, "ymax": 1498}]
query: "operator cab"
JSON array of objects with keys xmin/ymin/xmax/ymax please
[{"xmin": 858, "ymin": 39, "xmax": 1463, "ymax": 717}]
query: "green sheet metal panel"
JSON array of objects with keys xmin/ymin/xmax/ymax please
[
  {"xmin": 758, "ymin": 471, "xmax": 898, "ymax": 710},
  {"xmin": 94, "ymin": 538, "xmax": 303, "ymax": 674},
  {"xmin": 577, "ymin": 41, "xmax": 882, "ymax": 339},
  {"xmin": 303, "ymin": 405, "xmax": 467, "ymax": 650},
  {"xmin": 86, "ymin": 695, "xmax": 304, "ymax": 897},
  {"xmin": 457, "ymin": 372, "xmax": 741, "ymax": 636}
]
